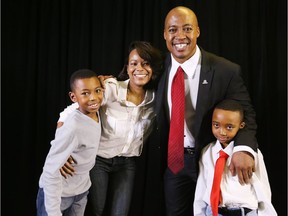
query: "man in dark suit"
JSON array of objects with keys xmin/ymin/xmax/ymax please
[{"xmin": 142, "ymin": 6, "xmax": 258, "ymax": 216}]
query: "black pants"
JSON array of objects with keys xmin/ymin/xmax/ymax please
[{"xmin": 164, "ymin": 152, "xmax": 198, "ymax": 216}]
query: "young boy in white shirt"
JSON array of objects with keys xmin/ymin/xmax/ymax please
[{"xmin": 193, "ymin": 99, "xmax": 277, "ymax": 216}]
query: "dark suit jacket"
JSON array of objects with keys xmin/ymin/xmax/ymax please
[
  {"xmin": 129, "ymin": 47, "xmax": 258, "ymax": 216},
  {"xmin": 155, "ymin": 47, "xmax": 258, "ymax": 170}
]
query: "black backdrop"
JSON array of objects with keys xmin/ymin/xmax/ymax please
[{"xmin": 2, "ymin": 0, "xmax": 287, "ymax": 215}]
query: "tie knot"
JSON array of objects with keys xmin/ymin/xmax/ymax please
[
  {"xmin": 177, "ymin": 66, "xmax": 184, "ymax": 73},
  {"xmin": 172, "ymin": 66, "xmax": 185, "ymax": 85},
  {"xmin": 219, "ymin": 150, "xmax": 229, "ymax": 159}
]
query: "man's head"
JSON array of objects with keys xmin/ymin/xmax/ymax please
[{"xmin": 164, "ymin": 6, "xmax": 200, "ymax": 64}]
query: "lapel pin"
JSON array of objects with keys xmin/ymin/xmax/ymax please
[{"xmin": 202, "ymin": 80, "xmax": 208, "ymax": 84}]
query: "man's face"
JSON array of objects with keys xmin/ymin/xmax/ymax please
[{"xmin": 164, "ymin": 9, "xmax": 200, "ymax": 64}]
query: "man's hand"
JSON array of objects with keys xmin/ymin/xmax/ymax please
[
  {"xmin": 229, "ymin": 151, "xmax": 255, "ymax": 185},
  {"xmin": 60, "ymin": 156, "xmax": 77, "ymax": 179}
]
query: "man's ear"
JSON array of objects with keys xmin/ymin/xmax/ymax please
[
  {"xmin": 69, "ymin": 92, "xmax": 77, "ymax": 103},
  {"xmin": 196, "ymin": 27, "xmax": 200, "ymax": 38},
  {"xmin": 240, "ymin": 121, "xmax": 246, "ymax": 129}
]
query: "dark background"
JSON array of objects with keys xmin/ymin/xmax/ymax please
[{"xmin": 2, "ymin": 0, "xmax": 287, "ymax": 215}]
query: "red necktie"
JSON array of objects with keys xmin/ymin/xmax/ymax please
[
  {"xmin": 168, "ymin": 66, "xmax": 185, "ymax": 174},
  {"xmin": 210, "ymin": 150, "xmax": 229, "ymax": 216}
]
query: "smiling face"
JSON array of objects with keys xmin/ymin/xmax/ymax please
[
  {"xmin": 212, "ymin": 108, "xmax": 245, "ymax": 147},
  {"xmin": 127, "ymin": 48, "xmax": 153, "ymax": 88},
  {"xmin": 69, "ymin": 77, "xmax": 103, "ymax": 118},
  {"xmin": 164, "ymin": 7, "xmax": 200, "ymax": 64}
]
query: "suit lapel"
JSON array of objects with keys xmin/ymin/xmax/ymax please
[
  {"xmin": 193, "ymin": 49, "xmax": 214, "ymax": 137},
  {"xmin": 155, "ymin": 54, "xmax": 171, "ymax": 121},
  {"xmin": 158, "ymin": 51, "xmax": 215, "ymax": 140}
]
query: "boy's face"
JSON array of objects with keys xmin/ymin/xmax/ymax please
[
  {"xmin": 212, "ymin": 108, "xmax": 245, "ymax": 146},
  {"xmin": 69, "ymin": 77, "xmax": 103, "ymax": 116}
]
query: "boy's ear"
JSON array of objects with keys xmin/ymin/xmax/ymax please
[
  {"xmin": 69, "ymin": 92, "xmax": 77, "ymax": 103},
  {"xmin": 240, "ymin": 121, "xmax": 246, "ymax": 129}
]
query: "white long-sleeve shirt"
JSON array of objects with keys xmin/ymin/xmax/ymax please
[
  {"xmin": 39, "ymin": 110, "xmax": 101, "ymax": 216},
  {"xmin": 194, "ymin": 140, "xmax": 277, "ymax": 216},
  {"xmin": 58, "ymin": 78, "xmax": 155, "ymax": 158}
]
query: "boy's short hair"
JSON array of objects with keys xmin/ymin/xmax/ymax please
[
  {"xmin": 215, "ymin": 99, "xmax": 244, "ymax": 120},
  {"xmin": 70, "ymin": 69, "xmax": 99, "ymax": 91}
]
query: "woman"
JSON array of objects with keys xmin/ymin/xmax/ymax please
[{"xmin": 58, "ymin": 41, "xmax": 163, "ymax": 216}]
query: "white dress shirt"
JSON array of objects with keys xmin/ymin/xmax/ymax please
[
  {"xmin": 167, "ymin": 45, "xmax": 201, "ymax": 148},
  {"xmin": 167, "ymin": 45, "xmax": 256, "ymax": 157},
  {"xmin": 193, "ymin": 140, "xmax": 277, "ymax": 216}
]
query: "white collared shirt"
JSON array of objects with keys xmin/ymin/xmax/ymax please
[
  {"xmin": 167, "ymin": 45, "xmax": 201, "ymax": 148},
  {"xmin": 193, "ymin": 141, "xmax": 277, "ymax": 216}
]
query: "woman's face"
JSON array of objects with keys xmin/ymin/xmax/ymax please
[{"xmin": 127, "ymin": 49, "xmax": 153, "ymax": 88}]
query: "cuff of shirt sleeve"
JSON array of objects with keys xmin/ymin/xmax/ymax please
[{"xmin": 233, "ymin": 145, "xmax": 256, "ymax": 159}]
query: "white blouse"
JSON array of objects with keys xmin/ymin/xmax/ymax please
[{"xmin": 58, "ymin": 78, "xmax": 155, "ymax": 158}]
